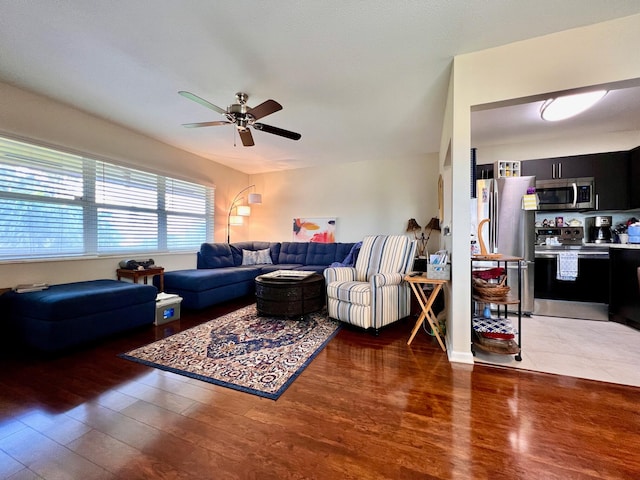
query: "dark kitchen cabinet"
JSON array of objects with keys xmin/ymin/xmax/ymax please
[
  {"xmin": 522, "ymin": 154, "xmax": 593, "ymax": 180},
  {"xmin": 521, "ymin": 158, "xmax": 552, "ymax": 179},
  {"xmin": 591, "ymin": 151, "xmax": 629, "ymax": 210},
  {"xmin": 629, "ymin": 146, "xmax": 640, "ymax": 208},
  {"xmin": 522, "ymin": 150, "xmax": 631, "ymax": 210},
  {"xmin": 476, "ymin": 164, "xmax": 494, "ymax": 180},
  {"xmin": 609, "ymin": 247, "xmax": 640, "ymax": 330}
]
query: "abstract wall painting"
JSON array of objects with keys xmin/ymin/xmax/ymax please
[{"xmin": 292, "ymin": 217, "xmax": 336, "ymax": 243}]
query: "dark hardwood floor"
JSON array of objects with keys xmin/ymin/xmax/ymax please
[{"xmin": 1, "ymin": 297, "xmax": 639, "ymax": 479}]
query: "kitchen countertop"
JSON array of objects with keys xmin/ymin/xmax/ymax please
[
  {"xmin": 535, "ymin": 243, "xmax": 608, "ymax": 250},
  {"xmin": 610, "ymin": 243, "xmax": 640, "ymax": 250},
  {"xmin": 534, "ymin": 242, "xmax": 640, "ymax": 256}
]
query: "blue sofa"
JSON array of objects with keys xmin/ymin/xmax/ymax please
[
  {"xmin": 160, "ymin": 241, "xmax": 358, "ymax": 310},
  {"xmin": 4, "ymin": 279, "xmax": 157, "ymax": 352}
]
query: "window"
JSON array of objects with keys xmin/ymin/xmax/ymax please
[{"xmin": 0, "ymin": 135, "xmax": 214, "ymax": 260}]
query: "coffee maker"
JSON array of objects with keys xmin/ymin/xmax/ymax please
[{"xmin": 585, "ymin": 215, "xmax": 613, "ymax": 243}]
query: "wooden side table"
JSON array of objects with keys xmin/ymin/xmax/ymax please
[
  {"xmin": 404, "ymin": 274, "xmax": 448, "ymax": 351},
  {"xmin": 117, "ymin": 267, "xmax": 164, "ymax": 292}
]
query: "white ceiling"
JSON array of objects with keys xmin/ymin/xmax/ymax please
[{"xmin": 1, "ymin": 1, "xmax": 639, "ymax": 174}]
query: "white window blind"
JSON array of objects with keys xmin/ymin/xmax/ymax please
[{"xmin": 0, "ymin": 135, "xmax": 214, "ymax": 260}]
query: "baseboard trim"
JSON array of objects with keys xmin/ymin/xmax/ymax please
[{"xmin": 447, "ymin": 346, "xmax": 474, "ymax": 364}]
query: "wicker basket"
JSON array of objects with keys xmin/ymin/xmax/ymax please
[{"xmin": 472, "ymin": 276, "xmax": 510, "ymax": 300}]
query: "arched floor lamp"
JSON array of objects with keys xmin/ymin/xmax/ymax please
[{"xmin": 227, "ymin": 185, "xmax": 262, "ymax": 243}]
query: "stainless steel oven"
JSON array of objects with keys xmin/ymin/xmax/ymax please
[
  {"xmin": 534, "ymin": 246, "xmax": 609, "ymax": 320},
  {"xmin": 536, "ymin": 177, "xmax": 595, "ymax": 211}
]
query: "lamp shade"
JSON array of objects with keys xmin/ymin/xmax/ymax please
[
  {"xmin": 229, "ymin": 215, "xmax": 244, "ymax": 226},
  {"xmin": 248, "ymin": 193, "xmax": 262, "ymax": 204},
  {"xmin": 406, "ymin": 218, "xmax": 421, "ymax": 232},
  {"xmin": 236, "ymin": 205, "xmax": 251, "ymax": 216},
  {"xmin": 425, "ymin": 217, "xmax": 441, "ymax": 231}
]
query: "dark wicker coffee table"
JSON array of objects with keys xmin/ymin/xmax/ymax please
[{"xmin": 255, "ymin": 271, "xmax": 325, "ymax": 318}]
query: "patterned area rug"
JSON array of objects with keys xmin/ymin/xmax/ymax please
[{"xmin": 120, "ymin": 304, "xmax": 341, "ymax": 400}]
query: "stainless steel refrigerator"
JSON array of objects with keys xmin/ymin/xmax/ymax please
[{"xmin": 474, "ymin": 176, "xmax": 535, "ymax": 314}]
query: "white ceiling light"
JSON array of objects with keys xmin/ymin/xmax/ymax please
[{"xmin": 540, "ymin": 90, "xmax": 608, "ymax": 121}]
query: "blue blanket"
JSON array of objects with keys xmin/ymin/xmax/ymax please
[{"xmin": 329, "ymin": 241, "xmax": 362, "ymax": 267}]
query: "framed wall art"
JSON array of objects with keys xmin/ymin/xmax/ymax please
[{"xmin": 292, "ymin": 217, "xmax": 336, "ymax": 243}]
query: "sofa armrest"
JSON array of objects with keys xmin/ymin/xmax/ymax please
[
  {"xmin": 370, "ymin": 272, "xmax": 404, "ymax": 288},
  {"xmin": 324, "ymin": 266, "xmax": 356, "ymax": 283}
]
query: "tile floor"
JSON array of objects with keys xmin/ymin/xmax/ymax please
[{"xmin": 474, "ymin": 315, "xmax": 640, "ymax": 387}]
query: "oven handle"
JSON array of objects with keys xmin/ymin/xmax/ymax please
[
  {"xmin": 535, "ymin": 252, "xmax": 610, "ymax": 259},
  {"xmin": 571, "ymin": 182, "xmax": 577, "ymax": 208}
]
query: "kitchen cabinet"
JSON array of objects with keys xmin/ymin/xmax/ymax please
[
  {"xmin": 609, "ymin": 246, "xmax": 640, "ymax": 331},
  {"xmin": 521, "ymin": 154, "xmax": 593, "ymax": 180},
  {"xmin": 629, "ymin": 146, "xmax": 640, "ymax": 208},
  {"xmin": 591, "ymin": 151, "xmax": 629, "ymax": 210},
  {"xmin": 522, "ymin": 150, "xmax": 631, "ymax": 210},
  {"xmin": 476, "ymin": 163, "xmax": 494, "ymax": 180}
]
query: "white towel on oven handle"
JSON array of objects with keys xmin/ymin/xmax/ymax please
[{"xmin": 557, "ymin": 252, "xmax": 578, "ymax": 281}]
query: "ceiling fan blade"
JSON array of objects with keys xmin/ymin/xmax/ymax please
[
  {"xmin": 178, "ymin": 91, "xmax": 227, "ymax": 115},
  {"xmin": 248, "ymin": 99, "xmax": 282, "ymax": 120},
  {"xmin": 253, "ymin": 123, "xmax": 301, "ymax": 141},
  {"xmin": 182, "ymin": 121, "xmax": 231, "ymax": 128},
  {"xmin": 238, "ymin": 128, "xmax": 255, "ymax": 147}
]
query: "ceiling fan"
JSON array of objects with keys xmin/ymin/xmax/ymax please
[{"xmin": 178, "ymin": 91, "xmax": 301, "ymax": 147}]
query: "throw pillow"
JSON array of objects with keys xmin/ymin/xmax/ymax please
[
  {"xmin": 241, "ymin": 249, "xmax": 258, "ymax": 266},
  {"xmin": 242, "ymin": 248, "xmax": 273, "ymax": 266},
  {"xmin": 255, "ymin": 248, "xmax": 273, "ymax": 265}
]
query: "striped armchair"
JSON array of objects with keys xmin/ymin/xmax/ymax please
[{"xmin": 324, "ymin": 235, "xmax": 416, "ymax": 332}]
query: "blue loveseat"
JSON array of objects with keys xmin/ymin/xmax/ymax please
[{"xmin": 160, "ymin": 241, "xmax": 358, "ymax": 309}]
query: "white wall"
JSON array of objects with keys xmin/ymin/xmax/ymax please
[
  {"xmin": 248, "ymin": 154, "xmax": 439, "ymax": 245},
  {"xmin": 0, "ymin": 81, "xmax": 440, "ymax": 287},
  {"xmin": 444, "ymin": 13, "xmax": 640, "ymax": 363}
]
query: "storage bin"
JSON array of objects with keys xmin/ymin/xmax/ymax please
[
  {"xmin": 628, "ymin": 225, "xmax": 640, "ymax": 243},
  {"xmin": 427, "ymin": 264, "xmax": 450, "ymax": 280},
  {"xmin": 155, "ymin": 293, "xmax": 182, "ymax": 325}
]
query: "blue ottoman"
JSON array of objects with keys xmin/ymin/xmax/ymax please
[{"xmin": 5, "ymin": 279, "xmax": 157, "ymax": 352}]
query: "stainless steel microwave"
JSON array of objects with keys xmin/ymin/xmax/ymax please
[{"xmin": 535, "ymin": 177, "xmax": 595, "ymax": 210}]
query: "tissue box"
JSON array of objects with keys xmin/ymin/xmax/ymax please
[
  {"xmin": 155, "ymin": 293, "xmax": 182, "ymax": 325},
  {"xmin": 427, "ymin": 264, "xmax": 450, "ymax": 280}
]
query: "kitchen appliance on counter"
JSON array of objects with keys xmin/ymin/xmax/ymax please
[
  {"xmin": 474, "ymin": 176, "xmax": 535, "ymax": 314},
  {"xmin": 585, "ymin": 215, "xmax": 613, "ymax": 244},
  {"xmin": 535, "ymin": 226, "xmax": 584, "ymax": 246},
  {"xmin": 535, "ymin": 177, "xmax": 595, "ymax": 211}
]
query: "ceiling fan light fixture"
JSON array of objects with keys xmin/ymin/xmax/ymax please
[{"xmin": 540, "ymin": 90, "xmax": 608, "ymax": 121}]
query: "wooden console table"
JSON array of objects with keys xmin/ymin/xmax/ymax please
[{"xmin": 117, "ymin": 267, "xmax": 164, "ymax": 292}]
